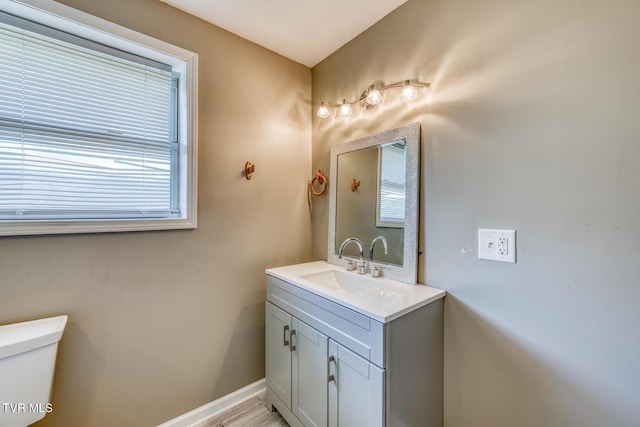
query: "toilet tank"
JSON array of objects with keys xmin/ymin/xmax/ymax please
[{"xmin": 0, "ymin": 315, "xmax": 68, "ymax": 427}]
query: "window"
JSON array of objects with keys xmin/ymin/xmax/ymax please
[
  {"xmin": 376, "ymin": 140, "xmax": 406, "ymax": 228},
  {"xmin": 0, "ymin": 0, "xmax": 197, "ymax": 236}
]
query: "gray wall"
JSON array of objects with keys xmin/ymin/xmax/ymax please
[
  {"xmin": 312, "ymin": 0, "xmax": 640, "ymax": 425},
  {"xmin": 0, "ymin": 0, "xmax": 312, "ymax": 426}
]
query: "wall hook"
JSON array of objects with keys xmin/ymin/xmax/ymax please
[
  {"xmin": 244, "ymin": 161, "xmax": 255, "ymax": 180},
  {"xmin": 351, "ymin": 178, "xmax": 361, "ymax": 192},
  {"xmin": 310, "ymin": 169, "xmax": 328, "ymax": 196}
]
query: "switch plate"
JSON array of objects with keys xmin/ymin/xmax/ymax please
[{"xmin": 478, "ymin": 229, "xmax": 516, "ymax": 263}]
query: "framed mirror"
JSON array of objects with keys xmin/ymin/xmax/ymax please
[{"xmin": 327, "ymin": 122, "xmax": 420, "ymax": 284}]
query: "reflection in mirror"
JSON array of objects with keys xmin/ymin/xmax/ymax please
[
  {"xmin": 328, "ymin": 123, "xmax": 420, "ymax": 284},
  {"xmin": 377, "ymin": 141, "xmax": 406, "ymax": 228},
  {"xmin": 335, "ymin": 143, "xmax": 405, "ymax": 266}
]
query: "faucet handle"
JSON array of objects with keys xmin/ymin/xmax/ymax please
[
  {"xmin": 358, "ymin": 261, "xmax": 367, "ymax": 275},
  {"xmin": 346, "ymin": 260, "xmax": 356, "ymax": 271},
  {"xmin": 371, "ymin": 265, "xmax": 381, "ymax": 278}
]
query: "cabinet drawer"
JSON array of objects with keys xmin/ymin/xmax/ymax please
[{"xmin": 267, "ymin": 274, "xmax": 384, "ymax": 367}]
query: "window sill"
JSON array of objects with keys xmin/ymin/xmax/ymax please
[{"xmin": 0, "ymin": 217, "xmax": 197, "ymax": 237}]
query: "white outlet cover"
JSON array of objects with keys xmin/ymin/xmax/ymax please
[{"xmin": 478, "ymin": 229, "xmax": 516, "ymax": 263}]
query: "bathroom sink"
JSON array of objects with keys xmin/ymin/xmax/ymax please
[
  {"xmin": 301, "ymin": 269, "xmax": 382, "ymax": 294},
  {"xmin": 267, "ymin": 261, "xmax": 447, "ymax": 323}
]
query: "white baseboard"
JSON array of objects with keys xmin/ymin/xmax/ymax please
[{"xmin": 157, "ymin": 378, "xmax": 266, "ymax": 427}]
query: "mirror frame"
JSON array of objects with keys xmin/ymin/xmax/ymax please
[{"xmin": 327, "ymin": 122, "xmax": 420, "ymax": 284}]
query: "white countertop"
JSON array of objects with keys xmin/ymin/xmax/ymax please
[{"xmin": 266, "ymin": 261, "xmax": 446, "ymax": 323}]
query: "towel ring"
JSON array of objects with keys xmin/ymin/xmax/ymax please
[{"xmin": 310, "ymin": 169, "xmax": 328, "ymax": 196}]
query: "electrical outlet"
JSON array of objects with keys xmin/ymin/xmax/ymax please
[
  {"xmin": 498, "ymin": 237, "xmax": 508, "ymax": 255},
  {"xmin": 478, "ymin": 229, "xmax": 516, "ymax": 263}
]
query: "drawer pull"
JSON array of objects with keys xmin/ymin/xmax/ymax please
[
  {"xmin": 289, "ymin": 329, "xmax": 297, "ymax": 351},
  {"xmin": 283, "ymin": 325, "xmax": 289, "ymax": 347},
  {"xmin": 327, "ymin": 355, "xmax": 336, "ymax": 382}
]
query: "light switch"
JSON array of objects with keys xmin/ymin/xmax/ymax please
[{"xmin": 478, "ymin": 229, "xmax": 516, "ymax": 263}]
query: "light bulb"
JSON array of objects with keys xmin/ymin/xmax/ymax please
[
  {"xmin": 317, "ymin": 101, "xmax": 331, "ymax": 118},
  {"xmin": 365, "ymin": 86, "xmax": 383, "ymax": 106},
  {"xmin": 338, "ymin": 99, "xmax": 352, "ymax": 117},
  {"xmin": 400, "ymin": 80, "xmax": 418, "ymax": 102}
]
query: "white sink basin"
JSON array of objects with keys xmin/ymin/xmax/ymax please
[
  {"xmin": 301, "ymin": 270, "xmax": 382, "ymax": 294},
  {"xmin": 267, "ymin": 261, "xmax": 447, "ymax": 323}
]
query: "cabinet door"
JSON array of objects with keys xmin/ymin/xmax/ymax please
[
  {"xmin": 266, "ymin": 302, "xmax": 292, "ymax": 409},
  {"xmin": 328, "ymin": 340, "xmax": 385, "ymax": 427},
  {"xmin": 292, "ymin": 318, "xmax": 328, "ymax": 427}
]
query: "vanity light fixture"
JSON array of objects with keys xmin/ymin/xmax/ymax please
[
  {"xmin": 316, "ymin": 79, "xmax": 430, "ymax": 118},
  {"xmin": 338, "ymin": 99, "xmax": 352, "ymax": 117},
  {"xmin": 400, "ymin": 80, "xmax": 418, "ymax": 102},
  {"xmin": 317, "ymin": 101, "xmax": 331, "ymax": 118},
  {"xmin": 365, "ymin": 85, "xmax": 383, "ymax": 107}
]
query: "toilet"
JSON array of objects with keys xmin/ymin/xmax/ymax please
[{"xmin": 0, "ymin": 315, "xmax": 68, "ymax": 427}]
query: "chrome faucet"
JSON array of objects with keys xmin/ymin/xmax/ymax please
[
  {"xmin": 338, "ymin": 237, "xmax": 366, "ymax": 274},
  {"xmin": 369, "ymin": 236, "xmax": 388, "ymax": 277}
]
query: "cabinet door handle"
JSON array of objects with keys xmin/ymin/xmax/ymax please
[
  {"xmin": 327, "ymin": 355, "xmax": 336, "ymax": 383},
  {"xmin": 289, "ymin": 329, "xmax": 296, "ymax": 352},
  {"xmin": 283, "ymin": 325, "xmax": 289, "ymax": 347}
]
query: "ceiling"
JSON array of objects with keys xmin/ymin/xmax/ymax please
[{"xmin": 159, "ymin": 0, "xmax": 407, "ymax": 67}]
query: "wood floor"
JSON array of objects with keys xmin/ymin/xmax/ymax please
[{"xmin": 194, "ymin": 391, "xmax": 289, "ymax": 427}]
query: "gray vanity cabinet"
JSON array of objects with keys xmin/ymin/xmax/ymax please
[
  {"xmin": 266, "ymin": 300, "xmax": 384, "ymax": 427},
  {"xmin": 328, "ymin": 339, "xmax": 384, "ymax": 427},
  {"xmin": 266, "ymin": 302, "xmax": 328, "ymax": 427},
  {"xmin": 265, "ymin": 302, "xmax": 294, "ymax": 409},
  {"xmin": 265, "ymin": 273, "xmax": 444, "ymax": 427}
]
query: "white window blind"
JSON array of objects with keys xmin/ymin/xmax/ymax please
[
  {"xmin": 378, "ymin": 141, "xmax": 406, "ymax": 226},
  {"xmin": 0, "ymin": 11, "xmax": 179, "ymax": 220}
]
